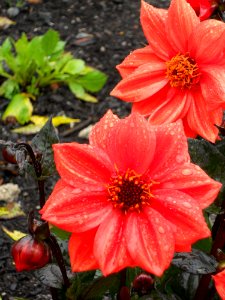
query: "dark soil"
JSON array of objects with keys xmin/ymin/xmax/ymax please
[{"xmin": 0, "ymin": 0, "xmax": 169, "ymax": 299}]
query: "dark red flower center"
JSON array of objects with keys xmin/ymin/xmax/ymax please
[
  {"xmin": 107, "ymin": 169, "xmax": 156, "ymax": 213},
  {"xmin": 166, "ymin": 53, "xmax": 201, "ymax": 89}
]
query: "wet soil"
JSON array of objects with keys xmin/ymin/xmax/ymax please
[{"xmin": 0, "ymin": 0, "xmax": 169, "ymax": 299}]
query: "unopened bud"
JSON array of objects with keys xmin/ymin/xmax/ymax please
[
  {"xmin": 132, "ymin": 273, "xmax": 154, "ymax": 296},
  {"xmin": 11, "ymin": 235, "xmax": 51, "ymax": 272}
]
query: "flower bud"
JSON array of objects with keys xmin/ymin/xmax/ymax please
[
  {"xmin": 2, "ymin": 146, "xmax": 17, "ymax": 164},
  {"xmin": 132, "ymin": 273, "xmax": 154, "ymax": 296},
  {"xmin": 11, "ymin": 235, "xmax": 51, "ymax": 272}
]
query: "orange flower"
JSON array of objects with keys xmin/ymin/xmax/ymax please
[
  {"xmin": 40, "ymin": 111, "xmax": 221, "ymax": 276},
  {"xmin": 213, "ymin": 269, "xmax": 225, "ymax": 300},
  {"xmin": 187, "ymin": 0, "xmax": 218, "ymax": 20},
  {"xmin": 111, "ymin": 0, "xmax": 225, "ymax": 142}
]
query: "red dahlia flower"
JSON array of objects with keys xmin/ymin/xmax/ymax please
[
  {"xmin": 187, "ymin": 0, "xmax": 218, "ymax": 20},
  {"xmin": 110, "ymin": 0, "xmax": 225, "ymax": 142},
  {"xmin": 41, "ymin": 111, "xmax": 221, "ymax": 276},
  {"xmin": 212, "ymin": 269, "xmax": 225, "ymax": 299}
]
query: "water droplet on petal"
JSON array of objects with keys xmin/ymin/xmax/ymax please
[
  {"xmin": 176, "ymin": 155, "xmax": 184, "ymax": 164},
  {"xmin": 182, "ymin": 169, "xmax": 192, "ymax": 176},
  {"xmin": 183, "ymin": 201, "xmax": 192, "ymax": 208},
  {"xmin": 158, "ymin": 226, "xmax": 165, "ymax": 234}
]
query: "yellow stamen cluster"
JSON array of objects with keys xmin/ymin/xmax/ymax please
[
  {"xmin": 107, "ymin": 169, "xmax": 156, "ymax": 213},
  {"xmin": 166, "ymin": 53, "xmax": 201, "ymax": 89}
]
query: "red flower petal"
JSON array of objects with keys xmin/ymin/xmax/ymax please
[
  {"xmin": 132, "ymin": 84, "xmax": 171, "ymax": 116},
  {"xmin": 111, "ymin": 62, "xmax": 168, "ymax": 103},
  {"xmin": 148, "ymin": 89, "xmax": 191, "ymax": 124},
  {"xmin": 94, "ymin": 209, "xmax": 134, "ymax": 276},
  {"xmin": 52, "ymin": 143, "xmax": 113, "ymax": 188},
  {"xmin": 151, "ymin": 189, "xmax": 211, "ymax": 250},
  {"xmin": 105, "ymin": 113, "xmax": 156, "ymax": 174},
  {"xmin": 41, "ymin": 181, "xmax": 112, "ymax": 232},
  {"xmin": 89, "ymin": 110, "xmax": 119, "ymax": 151},
  {"xmin": 140, "ymin": 1, "xmax": 172, "ymax": 60},
  {"xmin": 160, "ymin": 163, "xmax": 222, "ymax": 209},
  {"xmin": 189, "ymin": 20, "xmax": 225, "ymax": 64},
  {"xmin": 167, "ymin": 0, "xmax": 199, "ymax": 53},
  {"xmin": 187, "ymin": 89, "xmax": 219, "ymax": 142},
  {"xmin": 212, "ymin": 269, "xmax": 225, "ymax": 300},
  {"xmin": 125, "ymin": 209, "xmax": 175, "ymax": 276},
  {"xmin": 201, "ymin": 67, "xmax": 225, "ymax": 111},
  {"xmin": 69, "ymin": 229, "xmax": 98, "ymax": 272},
  {"xmin": 116, "ymin": 46, "xmax": 164, "ymax": 78},
  {"xmin": 146, "ymin": 121, "xmax": 190, "ymax": 180}
]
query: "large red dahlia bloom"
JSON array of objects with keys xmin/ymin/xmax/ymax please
[
  {"xmin": 110, "ymin": 0, "xmax": 225, "ymax": 142},
  {"xmin": 41, "ymin": 111, "xmax": 221, "ymax": 276},
  {"xmin": 187, "ymin": 0, "xmax": 218, "ymax": 20},
  {"xmin": 213, "ymin": 269, "xmax": 225, "ymax": 300}
]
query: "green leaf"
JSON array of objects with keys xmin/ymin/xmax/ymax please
[
  {"xmin": 69, "ymin": 81, "xmax": 98, "ymax": 102},
  {"xmin": 193, "ymin": 237, "xmax": 212, "ymax": 253},
  {"xmin": 0, "ymin": 37, "xmax": 12, "ymax": 58},
  {"xmin": 50, "ymin": 226, "xmax": 71, "ymax": 240},
  {"xmin": 76, "ymin": 70, "xmax": 107, "ymax": 92},
  {"xmin": 63, "ymin": 59, "xmax": 85, "ymax": 75},
  {"xmin": 14, "ymin": 33, "xmax": 29, "ymax": 56},
  {"xmin": 68, "ymin": 81, "xmax": 85, "ymax": 98},
  {"xmin": 41, "ymin": 29, "xmax": 60, "ymax": 56},
  {"xmin": 0, "ymin": 79, "xmax": 19, "ymax": 99},
  {"xmin": 2, "ymin": 93, "xmax": 33, "ymax": 124}
]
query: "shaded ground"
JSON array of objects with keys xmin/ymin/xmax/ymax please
[{"xmin": 0, "ymin": 0, "xmax": 169, "ymax": 299}]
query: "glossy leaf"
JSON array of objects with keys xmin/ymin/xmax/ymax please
[
  {"xmin": 30, "ymin": 117, "xmax": 59, "ymax": 179},
  {"xmin": 34, "ymin": 264, "xmax": 65, "ymax": 288},
  {"xmin": 172, "ymin": 249, "xmax": 218, "ymax": 274}
]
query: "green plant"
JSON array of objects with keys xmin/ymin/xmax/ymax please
[{"xmin": 0, "ymin": 29, "xmax": 107, "ymax": 124}]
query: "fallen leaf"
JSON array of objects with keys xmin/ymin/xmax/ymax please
[
  {"xmin": 12, "ymin": 115, "xmax": 80, "ymax": 135},
  {"xmin": 1, "ymin": 226, "xmax": 26, "ymax": 241},
  {"xmin": 0, "ymin": 17, "xmax": 15, "ymax": 29},
  {"xmin": 0, "ymin": 202, "xmax": 25, "ymax": 219}
]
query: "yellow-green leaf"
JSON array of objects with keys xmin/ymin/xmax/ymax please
[
  {"xmin": 1, "ymin": 226, "xmax": 26, "ymax": 241},
  {"xmin": 52, "ymin": 115, "xmax": 80, "ymax": 127},
  {"xmin": 2, "ymin": 93, "xmax": 33, "ymax": 124},
  {"xmin": 78, "ymin": 92, "xmax": 98, "ymax": 103},
  {"xmin": 0, "ymin": 202, "xmax": 25, "ymax": 219},
  {"xmin": 12, "ymin": 115, "xmax": 80, "ymax": 135}
]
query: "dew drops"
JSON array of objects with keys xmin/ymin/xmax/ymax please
[
  {"xmin": 183, "ymin": 202, "xmax": 192, "ymax": 208},
  {"xmin": 182, "ymin": 169, "xmax": 192, "ymax": 176},
  {"xmin": 176, "ymin": 155, "xmax": 184, "ymax": 164},
  {"xmin": 158, "ymin": 226, "xmax": 165, "ymax": 234}
]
